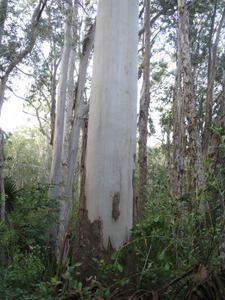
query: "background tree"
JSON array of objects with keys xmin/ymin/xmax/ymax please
[
  {"xmin": 0, "ymin": 0, "xmax": 47, "ymax": 115},
  {"xmin": 137, "ymin": 0, "xmax": 151, "ymax": 221}
]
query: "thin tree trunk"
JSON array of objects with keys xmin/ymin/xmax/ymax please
[
  {"xmin": 202, "ymin": 8, "xmax": 225, "ymax": 159},
  {"xmin": 0, "ymin": 129, "xmax": 5, "ymax": 221},
  {"xmin": 73, "ymin": 1, "xmax": 138, "ymax": 276},
  {"xmin": 56, "ymin": 0, "xmax": 79, "ymax": 260},
  {"xmin": 50, "ymin": 46, "xmax": 59, "ymax": 146},
  {"xmin": 178, "ymin": 0, "xmax": 201, "ymax": 199},
  {"xmin": 172, "ymin": 31, "xmax": 185, "ymax": 199},
  {"xmin": 0, "ymin": 77, "xmax": 7, "ymax": 117},
  {"xmin": 56, "ymin": 24, "xmax": 95, "ymax": 261},
  {"xmin": 62, "ymin": 0, "xmax": 78, "ymax": 159},
  {"xmin": 48, "ymin": 0, "xmax": 73, "ymax": 202},
  {"xmin": 166, "ymin": 123, "xmax": 171, "ymax": 173},
  {"xmin": 0, "ymin": 129, "xmax": 5, "ymax": 265},
  {"xmin": 137, "ymin": 0, "xmax": 151, "ymax": 221}
]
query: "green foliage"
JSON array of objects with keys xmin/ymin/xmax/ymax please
[
  {"xmin": 69, "ymin": 144, "xmax": 224, "ymax": 299},
  {"xmin": 4, "ymin": 176, "xmax": 17, "ymax": 212},
  {"xmin": 0, "ymin": 185, "xmax": 56, "ymax": 299},
  {"xmin": 4, "ymin": 129, "xmax": 51, "ymax": 189}
]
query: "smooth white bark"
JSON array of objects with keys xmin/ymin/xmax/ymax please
[
  {"xmin": 57, "ymin": 22, "xmax": 95, "ymax": 259},
  {"xmin": 85, "ymin": 0, "xmax": 138, "ymax": 249},
  {"xmin": 49, "ymin": 0, "xmax": 73, "ymax": 200},
  {"xmin": 62, "ymin": 0, "xmax": 78, "ymax": 165}
]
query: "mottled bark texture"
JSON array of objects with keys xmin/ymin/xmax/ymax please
[
  {"xmin": 178, "ymin": 0, "xmax": 201, "ymax": 199},
  {"xmin": 73, "ymin": 0, "xmax": 138, "ymax": 275},
  {"xmin": 172, "ymin": 32, "xmax": 185, "ymax": 199},
  {"xmin": 137, "ymin": 0, "xmax": 151, "ymax": 221}
]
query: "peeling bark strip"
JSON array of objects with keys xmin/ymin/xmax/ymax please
[{"xmin": 112, "ymin": 192, "xmax": 120, "ymax": 221}]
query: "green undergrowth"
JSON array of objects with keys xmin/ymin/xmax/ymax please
[
  {"xmin": 0, "ymin": 185, "xmax": 56, "ymax": 300},
  {"xmin": 0, "ymin": 148, "xmax": 225, "ymax": 299}
]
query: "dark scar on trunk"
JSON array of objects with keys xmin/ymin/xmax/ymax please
[{"xmin": 112, "ymin": 192, "xmax": 120, "ymax": 221}]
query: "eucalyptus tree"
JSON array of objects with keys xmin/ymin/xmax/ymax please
[
  {"xmin": 177, "ymin": 0, "xmax": 201, "ymax": 198},
  {"xmin": 46, "ymin": 0, "xmax": 96, "ymax": 261},
  {"xmin": 24, "ymin": 1, "xmax": 64, "ymax": 143},
  {"xmin": 172, "ymin": 34, "xmax": 185, "ymax": 199},
  {"xmin": 137, "ymin": 0, "xmax": 176, "ymax": 218},
  {"xmin": 73, "ymin": 0, "xmax": 138, "ymax": 271},
  {"xmin": 202, "ymin": 6, "xmax": 225, "ymax": 159}
]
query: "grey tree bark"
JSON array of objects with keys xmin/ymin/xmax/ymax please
[
  {"xmin": 172, "ymin": 30, "xmax": 185, "ymax": 199},
  {"xmin": 48, "ymin": 0, "xmax": 73, "ymax": 202},
  {"xmin": 178, "ymin": 0, "xmax": 201, "ymax": 198},
  {"xmin": 57, "ymin": 22, "xmax": 95, "ymax": 262},
  {"xmin": 137, "ymin": 0, "xmax": 151, "ymax": 221}
]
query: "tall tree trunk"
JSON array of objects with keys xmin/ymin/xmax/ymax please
[
  {"xmin": 0, "ymin": 128, "xmax": 5, "ymax": 265},
  {"xmin": 202, "ymin": 8, "xmax": 225, "ymax": 159},
  {"xmin": 166, "ymin": 122, "xmax": 171, "ymax": 172},
  {"xmin": 62, "ymin": 0, "xmax": 78, "ymax": 159},
  {"xmin": 73, "ymin": 0, "xmax": 138, "ymax": 273},
  {"xmin": 48, "ymin": 2, "xmax": 73, "ymax": 253},
  {"xmin": 48, "ymin": 0, "xmax": 73, "ymax": 202},
  {"xmin": 55, "ymin": 0, "xmax": 78, "ymax": 259},
  {"xmin": 137, "ymin": 0, "xmax": 151, "ymax": 221},
  {"xmin": 0, "ymin": 129, "xmax": 5, "ymax": 221},
  {"xmin": 49, "ymin": 44, "xmax": 60, "ymax": 146},
  {"xmin": 178, "ymin": 0, "xmax": 201, "ymax": 199},
  {"xmin": 172, "ymin": 31, "xmax": 185, "ymax": 199},
  {"xmin": 56, "ymin": 24, "xmax": 95, "ymax": 261}
]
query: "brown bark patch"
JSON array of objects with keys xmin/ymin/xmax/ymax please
[
  {"xmin": 112, "ymin": 192, "xmax": 120, "ymax": 221},
  {"xmin": 72, "ymin": 209, "xmax": 104, "ymax": 281}
]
